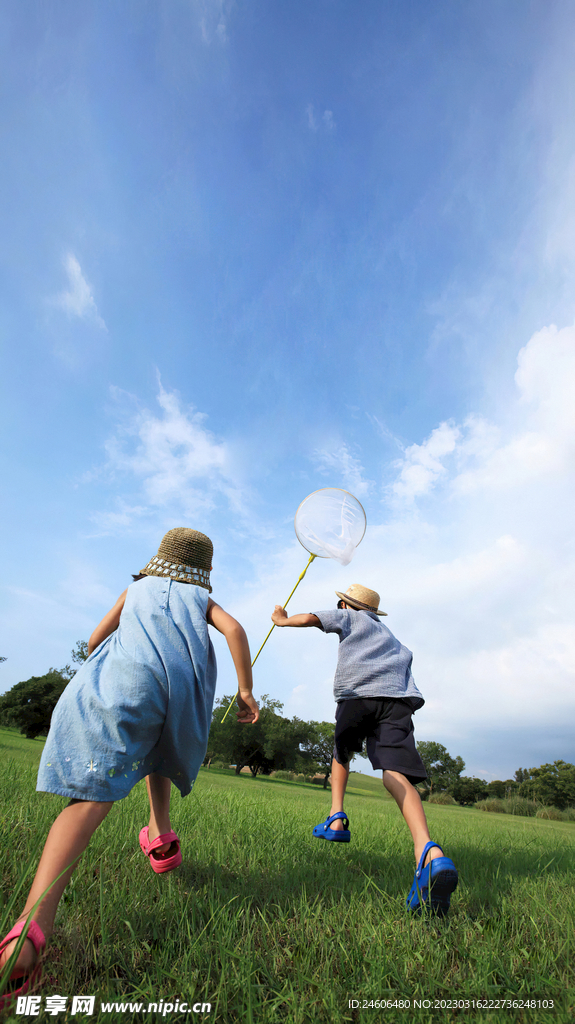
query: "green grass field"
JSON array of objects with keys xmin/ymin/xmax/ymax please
[{"xmin": 0, "ymin": 727, "xmax": 574, "ymax": 1023}]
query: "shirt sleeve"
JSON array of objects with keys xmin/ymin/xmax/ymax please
[{"xmin": 313, "ymin": 609, "xmax": 349, "ymax": 635}]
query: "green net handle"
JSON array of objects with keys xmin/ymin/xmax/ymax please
[{"xmin": 220, "ymin": 553, "xmax": 316, "ymax": 723}]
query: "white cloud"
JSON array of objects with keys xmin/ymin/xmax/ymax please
[
  {"xmin": 392, "ymin": 421, "xmax": 460, "ymax": 501},
  {"xmin": 453, "ymin": 430, "xmax": 557, "ymax": 494},
  {"xmin": 366, "ymin": 413, "xmax": 405, "ymax": 450},
  {"xmin": 515, "ymin": 323, "xmax": 575, "ymax": 434},
  {"xmin": 195, "ymin": 0, "xmax": 230, "ymax": 45},
  {"xmin": 312, "ymin": 442, "xmax": 371, "ymax": 497},
  {"xmin": 452, "ymin": 324, "xmax": 575, "ymax": 495},
  {"xmin": 305, "ymin": 105, "xmax": 336, "ymax": 133},
  {"xmin": 395, "ymin": 534, "xmax": 525, "ymax": 607},
  {"xmin": 54, "ymin": 254, "xmax": 107, "ymax": 330},
  {"xmin": 91, "ymin": 382, "xmax": 246, "ymax": 533},
  {"xmin": 323, "ymin": 110, "xmax": 336, "ymax": 132},
  {"xmin": 392, "ymin": 324, "xmax": 575, "ymax": 502},
  {"xmin": 88, "ymin": 502, "xmax": 149, "ymax": 534},
  {"xmin": 306, "ymin": 104, "xmax": 317, "ymax": 131}
]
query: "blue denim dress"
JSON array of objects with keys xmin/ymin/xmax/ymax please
[{"xmin": 37, "ymin": 577, "xmax": 217, "ymax": 801}]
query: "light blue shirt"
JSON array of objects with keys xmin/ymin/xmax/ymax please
[
  {"xmin": 37, "ymin": 577, "xmax": 217, "ymax": 801},
  {"xmin": 314, "ymin": 608, "xmax": 424, "ymax": 708}
]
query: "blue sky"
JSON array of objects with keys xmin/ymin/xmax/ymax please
[{"xmin": 2, "ymin": 0, "xmax": 575, "ymax": 781}]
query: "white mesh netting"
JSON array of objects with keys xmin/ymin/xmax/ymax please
[{"xmin": 294, "ymin": 488, "xmax": 366, "ymax": 566}]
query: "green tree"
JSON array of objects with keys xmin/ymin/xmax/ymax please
[
  {"xmin": 520, "ymin": 761, "xmax": 575, "ymax": 809},
  {"xmin": 300, "ymin": 721, "xmax": 336, "ymax": 789},
  {"xmin": 450, "ymin": 776, "xmax": 488, "ymax": 805},
  {"xmin": 0, "ymin": 670, "xmax": 69, "ymax": 739},
  {"xmin": 486, "ymin": 779, "xmax": 517, "ymax": 799},
  {"xmin": 0, "ymin": 642, "xmax": 88, "ymax": 739},
  {"xmin": 203, "ymin": 694, "xmax": 245, "ymax": 769},
  {"xmin": 72, "ymin": 641, "xmax": 89, "ymax": 664},
  {"xmin": 416, "ymin": 741, "xmax": 465, "ymax": 794},
  {"xmin": 205, "ymin": 695, "xmax": 313, "ymax": 776}
]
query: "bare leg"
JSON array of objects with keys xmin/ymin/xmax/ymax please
[
  {"xmin": 145, "ymin": 774, "xmax": 174, "ymax": 854},
  {"xmin": 0, "ymin": 800, "xmax": 112, "ymax": 978},
  {"xmin": 328, "ymin": 757, "xmax": 349, "ymax": 831},
  {"xmin": 382, "ymin": 770, "xmax": 442, "ymax": 866}
]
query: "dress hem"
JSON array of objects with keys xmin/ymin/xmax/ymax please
[
  {"xmin": 36, "ymin": 777, "xmax": 193, "ymax": 802},
  {"xmin": 36, "ymin": 784, "xmax": 122, "ymax": 802}
]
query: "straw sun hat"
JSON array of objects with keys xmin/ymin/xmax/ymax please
[
  {"xmin": 140, "ymin": 528, "xmax": 213, "ymax": 592},
  {"xmin": 335, "ymin": 584, "xmax": 387, "ymax": 616}
]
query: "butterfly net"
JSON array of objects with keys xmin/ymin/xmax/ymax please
[{"xmin": 294, "ymin": 488, "xmax": 366, "ymax": 566}]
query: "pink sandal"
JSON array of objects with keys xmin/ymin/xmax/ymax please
[
  {"xmin": 0, "ymin": 919, "xmax": 46, "ymax": 1010},
  {"xmin": 139, "ymin": 826, "xmax": 182, "ymax": 874}
]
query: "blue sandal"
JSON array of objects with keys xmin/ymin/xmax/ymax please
[
  {"xmin": 312, "ymin": 811, "xmax": 351, "ymax": 842},
  {"xmin": 406, "ymin": 841, "xmax": 458, "ymax": 916}
]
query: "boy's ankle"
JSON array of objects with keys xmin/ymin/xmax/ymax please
[{"xmin": 417, "ymin": 844, "xmax": 443, "ymax": 867}]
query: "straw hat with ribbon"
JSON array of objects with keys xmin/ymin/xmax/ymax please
[
  {"xmin": 140, "ymin": 528, "xmax": 213, "ymax": 592},
  {"xmin": 335, "ymin": 584, "xmax": 387, "ymax": 616}
]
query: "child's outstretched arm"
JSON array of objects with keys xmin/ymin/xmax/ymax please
[
  {"xmin": 88, "ymin": 590, "xmax": 128, "ymax": 654},
  {"xmin": 271, "ymin": 606, "xmax": 321, "ymax": 627},
  {"xmin": 207, "ymin": 600, "xmax": 259, "ymax": 723}
]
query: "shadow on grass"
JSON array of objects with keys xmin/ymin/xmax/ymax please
[{"xmin": 167, "ymin": 833, "xmax": 573, "ymax": 923}]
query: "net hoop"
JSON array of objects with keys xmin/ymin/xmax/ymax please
[{"xmin": 294, "ymin": 487, "xmax": 367, "ymax": 565}]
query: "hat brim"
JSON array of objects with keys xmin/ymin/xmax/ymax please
[
  {"xmin": 140, "ymin": 558, "xmax": 212, "ymax": 592},
  {"xmin": 335, "ymin": 592, "xmax": 387, "ymax": 615}
]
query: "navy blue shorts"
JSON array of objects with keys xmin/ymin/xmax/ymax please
[{"xmin": 334, "ymin": 697, "xmax": 427, "ymax": 784}]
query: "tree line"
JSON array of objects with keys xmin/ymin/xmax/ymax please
[
  {"xmin": 1, "ymin": 647, "xmax": 573, "ymax": 808},
  {"xmin": 205, "ymin": 706, "xmax": 575, "ymax": 808},
  {"xmin": 415, "ymin": 741, "xmax": 575, "ymax": 809}
]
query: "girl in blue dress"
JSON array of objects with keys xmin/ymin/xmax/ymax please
[{"xmin": 0, "ymin": 528, "xmax": 258, "ymax": 1005}]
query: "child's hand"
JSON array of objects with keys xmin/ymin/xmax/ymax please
[
  {"xmin": 271, "ymin": 607, "xmax": 321, "ymax": 628},
  {"xmin": 272, "ymin": 605, "xmax": 288, "ymax": 625},
  {"xmin": 236, "ymin": 692, "xmax": 259, "ymax": 724}
]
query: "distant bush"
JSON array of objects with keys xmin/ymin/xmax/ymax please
[
  {"xmin": 428, "ymin": 792, "xmax": 458, "ymax": 805},
  {"xmin": 208, "ymin": 761, "xmax": 230, "ymax": 770},
  {"xmin": 563, "ymin": 808, "xmax": 575, "ymax": 822},
  {"xmin": 536, "ymin": 806, "xmax": 564, "ymax": 821},
  {"xmin": 475, "ymin": 798, "xmax": 507, "ymax": 814},
  {"xmin": 476, "ymin": 796, "xmax": 542, "ymax": 818},
  {"xmin": 270, "ymin": 771, "xmax": 322, "ymax": 784},
  {"xmin": 504, "ymin": 796, "xmax": 538, "ymax": 817},
  {"xmin": 312, "ymin": 777, "xmax": 330, "ymax": 788}
]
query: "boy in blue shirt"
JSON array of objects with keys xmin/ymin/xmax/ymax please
[{"xmin": 271, "ymin": 583, "xmax": 458, "ymax": 916}]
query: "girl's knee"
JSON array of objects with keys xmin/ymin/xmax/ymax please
[{"xmin": 63, "ymin": 799, "xmax": 114, "ymax": 825}]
